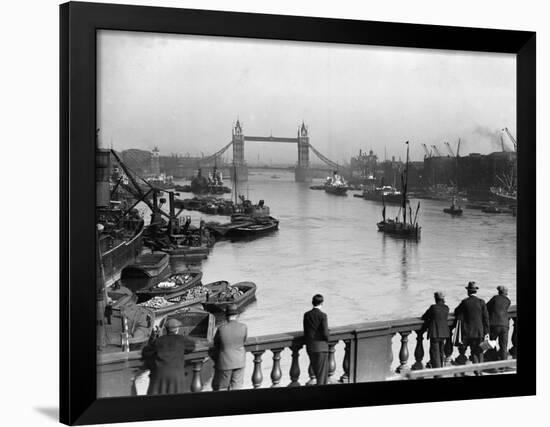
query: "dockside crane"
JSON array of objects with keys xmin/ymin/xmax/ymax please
[
  {"xmin": 502, "ymin": 127, "xmax": 517, "ymax": 152},
  {"xmin": 431, "ymin": 145, "xmax": 443, "ymax": 157},
  {"xmin": 444, "ymin": 142, "xmax": 455, "ymax": 157}
]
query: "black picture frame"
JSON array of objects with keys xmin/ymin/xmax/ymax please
[{"xmin": 60, "ymin": 1, "xmax": 536, "ymax": 425}]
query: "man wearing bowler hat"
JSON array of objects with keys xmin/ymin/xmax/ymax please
[
  {"xmin": 487, "ymin": 285, "xmax": 511, "ymax": 361},
  {"xmin": 142, "ymin": 317, "xmax": 196, "ymax": 395},
  {"xmin": 421, "ymin": 291, "xmax": 451, "ymax": 368},
  {"xmin": 210, "ymin": 304, "xmax": 248, "ymax": 391},
  {"xmin": 454, "ymin": 281, "xmax": 490, "ymax": 366},
  {"xmin": 303, "ymin": 294, "xmax": 330, "ymax": 385}
]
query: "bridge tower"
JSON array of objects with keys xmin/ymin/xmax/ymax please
[
  {"xmin": 232, "ymin": 119, "xmax": 248, "ymax": 181},
  {"xmin": 295, "ymin": 121, "xmax": 311, "ymax": 182}
]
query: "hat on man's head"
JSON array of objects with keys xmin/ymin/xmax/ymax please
[
  {"xmin": 497, "ymin": 285, "xmax": 508, "ymax": 294},
  {"xmin": 225, "ymin": 304, "xmax": 239, "ymax": 316},
  {"xmin": 434, "ymin": 291, "xmax": 445, "ymax": 300},
  {"xmin": 165, "ymin": 318, "xmax": 182, "ymax": 330},
  {"xmin": 465, "ymin": 281, "xmax": 479, "ymax": 291}
]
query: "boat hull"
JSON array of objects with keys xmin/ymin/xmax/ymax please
[
  {"xmin": 377, "ymin": 221, "xmax": 421, "ymax": 239},
  {"xmin": 121, "ymin": 253, "xmax": 170, "ymax": 278},
  {"xmin": 324, "ymin": 186, "xmax": 348, "ymax": 195},
  {"xmin": 136, "ymin": 270, "xmax": 203, "ymax": 302},
  {"xmin": 202, "ymin": 282, "xmax": 257, "ymax": 313}
]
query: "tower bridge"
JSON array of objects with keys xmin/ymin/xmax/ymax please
[{"xmin": 198, "ymin": 120, "xmax": 345, "ymax": 182}]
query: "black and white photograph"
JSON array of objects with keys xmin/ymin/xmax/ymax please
[{"xmin": 96, "ymin": 29, "xmax": 519, "ymax": 398}]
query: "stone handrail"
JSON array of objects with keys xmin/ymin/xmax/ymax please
[{"xmin": 98, "ymin": 305, "xmax": 517, "ymax": 393}]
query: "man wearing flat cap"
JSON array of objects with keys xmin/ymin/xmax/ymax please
[
  {"xmin": 421, "ymin": 292, "xmax": 450, "ymax": 368},
  {"xmin": 487, "ymin": 286, "xmax": 511, "ymax": 360},
  {"xmin": 210, "ymin": 304, "xmax": 248, "ymax": 391},
  {"xmin": 454, "ymin": 281, "xmax": 490, "ymax": 366},
  {"xmin": 142, "ymin": 317, "xmax": 196, "ymax": 395}
]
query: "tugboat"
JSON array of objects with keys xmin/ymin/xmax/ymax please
[
  {"xmin": 189, "ymin": 166, "xmax": 231, "ymax": 195},
  {"xmin": 377, "ymin": 142, "xmax": 421, "ymax": 240},
  {"xmin": 443, "ymin": 139, "xmax": 463, "ymax": 216},
  {"xmin": 443, "ymin": 196, "xmax": 463, "ymax": 216},
  {"xmin": 324, "ymin": 171, "xmax": 348, "ymax": 195}
]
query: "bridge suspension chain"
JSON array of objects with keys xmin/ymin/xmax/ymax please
[
  {"xmin": 307, "ymin": 142, "xmax": 346, "ymax": 171},
  {"xmin": 197, "ymin": 141, "xmax": 233, "ymax": 164}
]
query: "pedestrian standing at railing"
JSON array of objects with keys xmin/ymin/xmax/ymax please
[
  {"xmin": 454, "ymin": 281, "xmax": 490, "ymax": 367},
  {"xmin": 303, "ymin": 294, "xmax": 330, "ymax": 385},
  {"xmin": 209, "ymin": 304, "xmax": 248, "ymax": 391},
  {"xmin": 142, "ymin": 318, "xmax": 196, "ymax": 395},
  {"xmin": 421, "ymin": 292, "xmax": 450, "ymax": 368},
  {"xmin": 487, "ymin": 285, "xmax": 511, "ymax": 361}
]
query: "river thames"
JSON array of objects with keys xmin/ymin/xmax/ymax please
[
  {"xmin": 126, "ymin": 168, "xmax": 517, "ymax": 389},
  {"xmin": 179, "ymin": 169, "xmax": 516, "ymax": 335}
]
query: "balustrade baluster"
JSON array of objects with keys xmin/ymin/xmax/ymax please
[
  {"xmin": 339, "ymin": 340, "xmax": 351, "ymax": 383},
  {"xmin": 395, "ymin": 331, "xmax": 411, "ymax": 373},
  {"xmin": 288, "ymin": 344, "xmax": 302, "ymax": 387},
  {"xmin": 509, "ymin": 317, "xmax": 517, "ymax": 359},
  {"xmin": 306, "ymin": 362, "xmax": 316, "ymax": 386},
  {"xmin": 270, "ymin": 348, "xmax": 283, "ymax": 387},
  {"xmin": 412, "ymin": 330, "xmax": 425, "ymax": 370},
  {"xmin": 251, "ymin": 351, "xmax": 265, "ymax": 388},
  {"xmin": 444, "ymin": 336, "xmax": 454, "ymax": 366},
  {"xmin": 190, "ymin": 358, "xmax": 204, "ymax": 393},
  {"xmin": 328, "ymin": 341, "xmax": 337, "ymax": 383}
]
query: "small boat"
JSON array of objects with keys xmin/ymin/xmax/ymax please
[
  {"xmin": 138, "ymin": 281, "xmax": 229, "ymax": 315},
  {"xmin": 377, "ymin": 219, "xmax": 421, "ymax": 239},
  {"xmin": 271, "ymin": 175, "xmax": 280, "ymax": 179},
  {"xmin": 202, "ymin": 282, "xmax": 257, "ymax": 314},
  {"xmin": 121, "ymin": 253, "xmax": 170, "ymax": 278},
  {"xmin": 443, "ymin": 197, "xmax": 463, "ymax": 216},
  {"xmin": 229, "ymin": 217, "xmax": 279, "ymax": 238},
  {"xmin": 136, "ymin": 270, "xmax": 203, "ymax": 302},
  {"xmin": 482, "ymin": 206, "xmax": 502, "ymax": 214},
  {"xmin": 377, "ymin": 142, "xmax": 421, "ymax": 240}
]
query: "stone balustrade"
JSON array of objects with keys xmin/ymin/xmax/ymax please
[
  {"xmin": 97, "ymin": 305, "xmax": 517, "ymax": 396},
  {"xmin": 184, "ymin": 305, "xmax": 517, "ymax": 391}
]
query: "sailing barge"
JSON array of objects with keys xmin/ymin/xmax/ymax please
[{"xmin": 377, "ymin": 142, "xmax": 421, "ymax": 240}]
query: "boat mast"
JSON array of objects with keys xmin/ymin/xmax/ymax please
[{"xmin": 402, "ymin": 141, "xmax": 409, "ymax": 225}]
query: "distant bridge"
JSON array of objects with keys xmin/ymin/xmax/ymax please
[{"xmin": 197, "ymin": 120, "xmax": 347, "ymax": 182}]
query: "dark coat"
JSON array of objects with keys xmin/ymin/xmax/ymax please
[
  {"xmin": 487, "ymin": 294, "xmax": 511, "ymax": 327},
  {"xmin": 211, "ymin": 320, "xmax": 248, "ymax": 370},
  {"xmin": 142, "ymin": 333, "xmax": 196, "ymax": 395},
  {"xmin": 421, "ymin": 302, "xmax": 450, "ymax": 339},
  {"xmin": 454, "ymin": 295, "xmax": 489, "ymax": 339},
  {"xmin": 303, "ymin": 307, "xmax": 330, "ymax": 353}
]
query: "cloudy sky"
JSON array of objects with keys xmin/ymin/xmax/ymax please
[{"xmin": 97, "ymin": 30, "xmax": 516, "ymax": 164}]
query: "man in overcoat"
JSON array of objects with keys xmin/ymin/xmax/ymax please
[
  {"xmin": 487, "ymin": 285, "xmax": 511, "ymax": 360},
  {"xmin": 142, "ymin": 318, "xmax": 196, "ymax": 395},
  {"xmin": 303, "ymin": 294, "xmax": 330, "ymax": 385},
  {"xmin": 210, "ymin": 304, "xmax": 248, "ymax": 391},
  {"xmin": 454, "ymin": 281, "xmax": 490, "ymax": 365},
  {"xmin": 421, "ymin": 291, "xmax": 450, "ymax": 368}
]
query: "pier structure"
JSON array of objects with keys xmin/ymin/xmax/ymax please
[{"xmin": 98, "ymin": 305, "xmax": 517, "ymax": 396}]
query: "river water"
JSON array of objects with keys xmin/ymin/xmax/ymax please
[
  {"xmin": 127, "ymin": 169, "xmax": 516, "ymax": 389},
  {"xmin": 173, "ymin": 169, "xmax": 516, "ymax": 336}
]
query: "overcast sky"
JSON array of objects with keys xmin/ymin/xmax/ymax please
[{"xmin": 97, "ymin": 30, "xmax": 516, "ymax": 163}]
